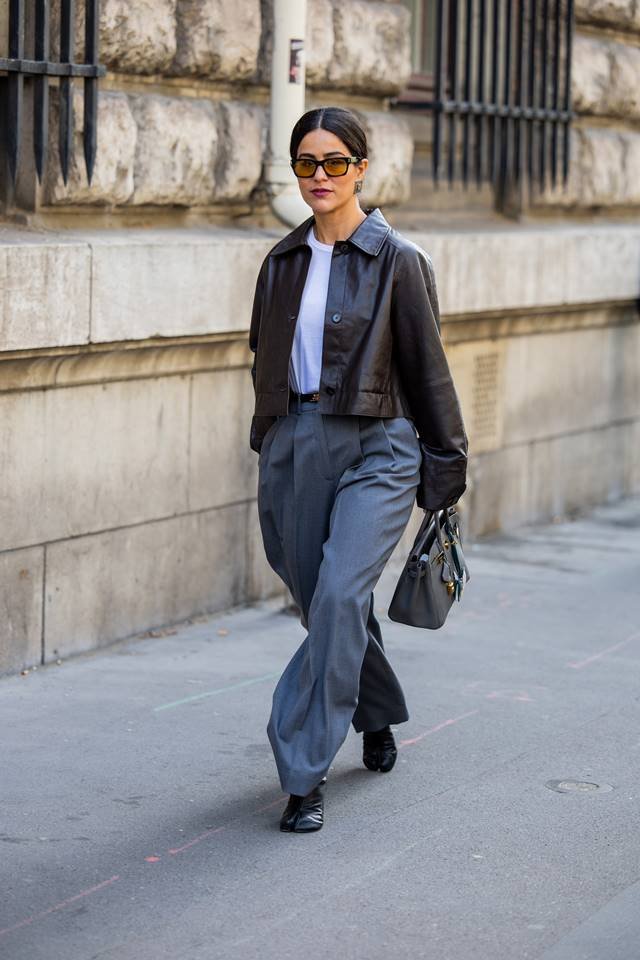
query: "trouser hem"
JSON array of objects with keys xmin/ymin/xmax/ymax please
[{"xmin": 352, "ymin": 707, "xmax": 410, "ymax": 735}]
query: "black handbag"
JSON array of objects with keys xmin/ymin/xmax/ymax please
[{"xmin": 388, "ymin": 506, "xmax": 470, "ymax": 629}]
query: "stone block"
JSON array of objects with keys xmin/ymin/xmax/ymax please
[
  {"xmin": 89, "ymin": 229, "xmax": 269, "ymax": 341},
  {"xmin": 577, "ymin": 127, "xmax": 640, "ymax": 206},
  {"xmin": 97, "ymin": 0, "xmax": 177, "ymax": 74},
  {"xmin": 0, "ymin": 547, "xmax": 44, "ymax": 675},
  {"xmin": 306, "ymin": 0, "xmax": 334, "ymax": 86},
  {"xmin": 501, "ymin": 325, "xmax": 640, "ymax": 446},
  {"xmin": 447, "ymin": 341, "xmax": 505, "ymax": 455},
  {"xmin": 572, "ymin": 34, "xmax": 640, "ymax": 120},
  {"xmin": 0, "ymin": 377, "xmax": 190, "ymax": 551},
  {"xmin": 623, "ymin": 421, "xmax": 640, "ymax": 494},
  {"xmin": 214, "ymin": 101, "xmax": 265, "ymax": 202},
  {"xmin": 0, "ymin": 233, "xmax": 91, "ymax": 350},
  {"xmin": 189, "ymin": 368, "xmax": 258, "ymax": 511},
  {"xmin": 44, "ymin": 503, "xmax": 248, "ymax": 660},
  {"xmin": 572, "ymin": 34, "xmax": 613, "ymax": 115},
  {"xmin": 575, "ymin": 0, "xmax": 640, "ymax": 31},
  {"xmin": 61, "ymin": 0, "xmax": 178, "ymax": 74},
  {"xmin": 464, "ymin": 445, "xmax": 532, "ymax": 537},
  {"xmin": 128, "ymin": 94, "xmax": 218, "ymax": 206},
  {"xmin": 534, "ymin": 124, "xmax": 640, "ymax": 209},
  {"xmin": 328, "ymin": 0, "xmax": 411, "ymax": 94},
  {"xmin": 41, "ymin": 90, "xmax": 136, "ymax": 206},
  {"xmin": 527, "ymin": 423, "xmax": 627, "ymax": 523},
  {"xmin": 411, "ymin": 222, "xmax": 640, "ymax": 315},
  {"xmin": 360, "ymin": 110, "xmax": 413, "ymax": 206},
  {"xmin": 171, "ymin": 0, "xmax": 261, "ymax": 79}
]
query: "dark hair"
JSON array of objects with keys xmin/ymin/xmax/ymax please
[{"xmin": 289, "ymin": 107, "xmax": 368, "ymax": 161}]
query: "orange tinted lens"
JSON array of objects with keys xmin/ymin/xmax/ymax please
[
  {"xmin": 324, "ymin": 158, "xmax": 349, "ymax": 175},
  {"xmin": 293, "ymin": 159, "xmax": 316, "ymax": 177}
]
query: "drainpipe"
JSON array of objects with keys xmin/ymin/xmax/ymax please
[{"xmin": 266, "ymin": 0, "xmax": 310, "ymax": 227}]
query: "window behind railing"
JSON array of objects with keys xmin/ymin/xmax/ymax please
[
  {"xmin": 0, "ymin": 0, "xmax": 105, "ymax": 205},
  {"xmin": 395, "ymin": 0, "xmax": 575, "ymax": 210}
]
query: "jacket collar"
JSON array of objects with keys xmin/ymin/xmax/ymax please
[{"xmin": 269, "ymin": 206, "xmax": 391, "ymax": 257}]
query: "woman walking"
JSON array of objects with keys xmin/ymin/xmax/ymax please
[{"xmin": 249, "ymin": 107, "xmax": 467, "ymax": 833}]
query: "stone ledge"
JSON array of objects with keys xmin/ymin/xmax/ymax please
[{"xmin": 1, "ymin": 221, "xmax": 639, "ymax": 352}]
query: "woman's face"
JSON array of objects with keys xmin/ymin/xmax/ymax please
[{"xmin": 294, "ymin": 127, "xmax": 368, "ymax": 215}]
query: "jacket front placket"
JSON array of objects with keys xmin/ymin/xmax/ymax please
[{"xmin": 317, "ymin": 243, "xmax": 349, "ymax": 411}]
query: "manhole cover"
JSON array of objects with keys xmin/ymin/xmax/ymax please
[{"xmin": 545, "ymin": 779, "xmax": 614, "ymax": 794}]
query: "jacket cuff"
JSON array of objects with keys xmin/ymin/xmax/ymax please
[
  {"xmin": 416, "ymin": 440, "xmax": 467, "ymax": 511},
  {"xmin": 249, "ymin": 414, "xmax": 277, "ymax": 454}
]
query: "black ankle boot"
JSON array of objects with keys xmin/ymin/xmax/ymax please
[
  {"xmin": 363, "ymin": 725, "xmax": 397, "ymax": 773},
  {"xmin": 279, "ymin": 778, "xmax": 326, "ymax": 832}
]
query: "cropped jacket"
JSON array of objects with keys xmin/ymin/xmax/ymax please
[{"xmin": 248, "ymin": 206, "xmax": 468, "ymax": 511}]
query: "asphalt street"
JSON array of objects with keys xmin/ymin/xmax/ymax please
[{"xmin": 1, "ymin": 497, "xmax": 640, "ymax": 960}]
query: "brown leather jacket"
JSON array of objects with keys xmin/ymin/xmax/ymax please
[{"xmin": 249, "ymin": 206, "xmax": 468, "ymax": 511}]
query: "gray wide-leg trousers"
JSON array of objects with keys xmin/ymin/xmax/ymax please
[{"xmin": 257, "ymin": 397, "xmax": 422, "ymax": 797}]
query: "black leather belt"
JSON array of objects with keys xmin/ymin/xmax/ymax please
[{"xmin": 289, "ymin": 387, "xmax": 320, "ymax": 403}]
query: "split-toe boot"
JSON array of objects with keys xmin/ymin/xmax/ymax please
[
  {"xmin": 279, "ymin": 777, "xmax": 326, "ymax": 833},
  {"xmin": 362, "ymin": 725, "xmax": 398, "ymax": 773}
]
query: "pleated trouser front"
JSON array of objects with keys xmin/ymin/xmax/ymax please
[{"xmin": 257, "ymin": 398, "xmax": 422, "ymax": 797}]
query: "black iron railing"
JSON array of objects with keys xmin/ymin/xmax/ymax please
[
  {"xmin": 0, "ymin": 0, "xmax": 105, "ymax": 188},
  {"xmin": 393, "ymin": 0, "xmax": 574, "ymax": 204}
]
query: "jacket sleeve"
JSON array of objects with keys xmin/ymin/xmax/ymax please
[
  {"xmin": 391, "ymin": 244, "xmax": 468, "ymax": 511},
  {"xmin": 248, "ymin": 255, "xmax": 277, "ymax": 454}
]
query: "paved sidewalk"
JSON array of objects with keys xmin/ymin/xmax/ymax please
[{"xmin": 1, "ymin": 498, "xmax": 640, "ymax": 960}]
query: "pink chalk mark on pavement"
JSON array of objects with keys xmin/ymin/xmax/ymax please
[
  {"xmin": 485, "ymin": 689, "xmax": 533, "ymax": 702},
  {"xmin": 567, "ymin": 631, "xmax": 640, "ymax": 670},
  {"xmin": 168, "ymin": 825, "xmax": 226, "ymax": 855},
  {"xmin": 399, "ymin": 710, "xmax": 479, "ymax": 748},
  {"xmin": 0, "ymin": 875, "xmax": 120, "ymax": 939}
]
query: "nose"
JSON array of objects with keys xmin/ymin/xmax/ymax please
[{"xmin": 312, "ymin": 164, "xmax": 329, "ymax": 183}]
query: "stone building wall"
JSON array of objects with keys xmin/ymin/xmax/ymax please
[
  {"xmin": 25, "ymin": 0, "xmax": 413, "ymax": 215},
  {"xmin": 1, "ymin": 0, "xmax": 639, "ymax": 675},
  {"xmin": 537, "ymin": 0, "xmax": 640, "ymax": 211}
]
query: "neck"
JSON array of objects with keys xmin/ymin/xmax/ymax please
[{"xmin": 312, "ymin": 203, "xmax": 369, "ymax": 245}]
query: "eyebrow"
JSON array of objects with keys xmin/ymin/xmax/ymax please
[{"xmin": 297, "ymin": 151, "xmax": 346, "ymax": 159}]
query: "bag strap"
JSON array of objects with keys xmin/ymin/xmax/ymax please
[{"xmin": 412, "ymin": 509, "xmax": 435, "ymax": 556}]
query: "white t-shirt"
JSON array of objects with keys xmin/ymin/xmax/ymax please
[{"xmin": 288, "ymin": 226, "xmax": 333, "ymax": 394}]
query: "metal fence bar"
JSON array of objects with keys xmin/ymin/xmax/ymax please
[
  {"xmin": 513, "ymin": 0, "xmax": 525, "ymax": 189},
  {"xmin": 391, "ymin": 0, "xmax": 574, "ymax": 206},
  {"xmin": 474, "ymin": 0, "xmax": 486, "ymax": 187},
  {"xmin": 461, "ymin": 0, "xmax": 473, "ymax": 187},
  {"xmin": 59, "ymin": 0, "xmax": 75, "ymax": 185},
  {"xmin": 498, "ymin": 0, "xmax": 512, "ymax": 203},
  {"xmin": 447, "ymin": 0, "xmax": 459, "ymax": 186},
  {"xmin": 7, "ymin": 0, "xmax": 26, "ymax": 184},
  {"xmin": 489, "ymin": 0, "xmax": 500, "ymax": 185},
  {"xmin": 1, "ymin": 0, "xmax": 105, "ymax": 193},
  {"xmin": 432, "ymin": 0, "xmax": 446, "ymax": 185},
  {"xmin": 550, "ymin": 0, "xmax": 561, "ymax": 187},
  {"xmin": 526, "ymin": 0, "xmax": 537, "ymax": 188},
  {"xmin": 34, "ymin": 0, "xmax": 50, "ymax": 182},
  {"xmin": 538, "ymin": 0, "xmax": 550, "ymax": 189},
  {"xmin": 83, "ymin": 0, "xmax": 99, "ymax": 183},
  {"xmin": 563, "ymin": 0, "xmax": 573, "ymax": 185}
]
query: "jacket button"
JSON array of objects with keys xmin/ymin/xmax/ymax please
[
  {"xmin": 287, "ymin": 313, "xmax": 296, "ymax": 322},
  {"xmin": 279, "ymin": 385, "xmax": 287, "ymax": 391},
  {"xmin": 340, "ymin": 243, "xmax": 349, "ymax": 253},
  {"xmin": 325, "ymin": 386, "xmax": 335, "ymax": 395},
  {"xmin": 331, "ymin": 312, "xmax": 341, "ymax": 323}
]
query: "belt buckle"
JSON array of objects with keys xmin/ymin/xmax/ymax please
[{"xmin": 310, "ymin": 391, "xmax": 320, "ymax": 402}]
